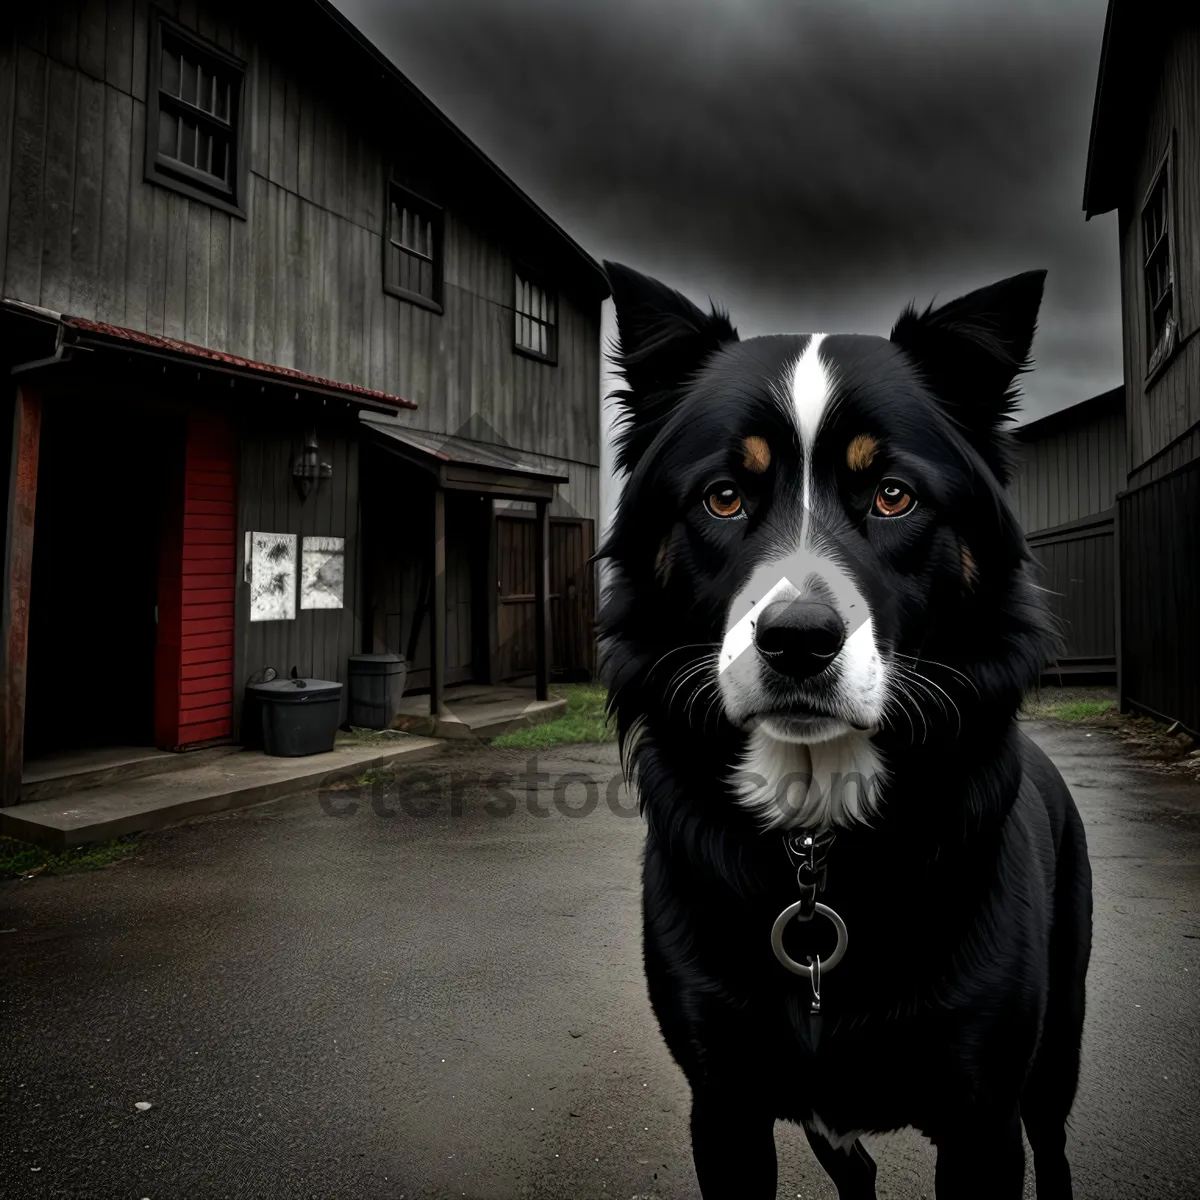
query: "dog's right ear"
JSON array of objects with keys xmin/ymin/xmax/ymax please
[{"xmin": 605, "ymin": 261, "xmax": 737, "ymax": 473}]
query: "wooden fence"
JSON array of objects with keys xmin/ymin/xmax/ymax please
[
  {"xmin": 1117, "ymin": 460, "xmax": 1200, "ymax": 737},
  {"xmin": 1026, "ymin": 509, "xmax": 1117, "ymax": 681}
]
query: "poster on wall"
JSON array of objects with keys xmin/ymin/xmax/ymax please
[
  {"xmin": 249, "ymin": 532, "xmax": 298, "ymax": 622},
  {"xmin": 301, "ymin": 536, "xmax": 345, "ymax": 610}
]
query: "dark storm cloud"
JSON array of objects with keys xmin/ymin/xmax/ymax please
[{"xmin": 336, "ymin": 0, "xmax": 1121, "ymax": 418}]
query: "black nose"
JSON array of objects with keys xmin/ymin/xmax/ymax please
[{"xmin": 754, "ymin": 598, "xmax": 846, "ymax": 681}]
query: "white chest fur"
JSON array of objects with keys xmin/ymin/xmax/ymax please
[{"xmin": 731, "ymin": 727, "xmax": 885, "ymax": 830}]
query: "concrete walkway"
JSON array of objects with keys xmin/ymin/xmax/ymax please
[
  {"xmin": 0, "ymin": 734, "xmax": 441, "ymax": 848},
  {"xmin": 3, "ymin": 686, "xmax": 567, "ymax": 847},
  {"xmin": 391, "ymin": 682, "xmax": 567, "ymax": 738},
  {"xmin": 1, "ymin": 721, "xmax": 1197, "ymax": 1198}
]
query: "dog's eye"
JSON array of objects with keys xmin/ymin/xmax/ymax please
[
  {"xmin": 704, "ymin": 481, "xmax": 743, "ymax": 520},
  {"xmin": 872, "ymin": 480, "xmax": 915, "ymax": 518}
]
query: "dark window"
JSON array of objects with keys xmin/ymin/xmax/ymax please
[
  {"xmin": 1141, "ymin": 153, "xmax": 1178, "ymax": 380},
  {"xmin": 384, "ymin": 185, "xmax": 443, "ymax": 312},
  {"xmin": 145, "ymin": 15, "xmax": 245, "ymax": 216},
  {"xmin": 514, "ymin": 271, "xmax": 557, "ymax": 363}
]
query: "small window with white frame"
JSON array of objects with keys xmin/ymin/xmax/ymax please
[
  {"xmin": 514, "ymin": 270, "xmax": 558, "ymax": 364},
  {"xmin": 1141, "ymin": 145, "xmax": 1179, "ymax": 381}
]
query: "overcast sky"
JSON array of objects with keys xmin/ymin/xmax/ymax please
[{"xmin": 336, "ymin": 0, "xmax": 1121, "ymax": 425}]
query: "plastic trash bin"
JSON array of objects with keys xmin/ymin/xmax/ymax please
[
  {"xmin": 248, "ymin": 677, "xmax": 343, "ymax": 756},
  {"xmin": 347, "ymin": 654, "xmax": 407, "ymax": 730}
]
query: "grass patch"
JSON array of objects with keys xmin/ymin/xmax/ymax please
[
  {"xmin": 490, "ymin": 683, "xmax": 615, "ymax": 749},
  {"xmin": 0, "ymin": 834, "xmax": 141, "ymax": 881},
  {"xmin": 1022, "ymin": 687, "xmax": 1118, "ymax": 723},
  {"xmin": 1045, "ymin": 699, "xmax": 1117, "ymax": 721}
]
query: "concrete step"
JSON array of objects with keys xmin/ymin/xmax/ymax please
[
  {"xmin": 1, "ymin": 735, "xmax": 443, "ymax": 849},
  {"xmin": 392, "ymin": 696, "xmax": 567, "ymax": 739},
  {"xmin": 20, "ymin": 744, "xmax": 242, "ymax": 804}
]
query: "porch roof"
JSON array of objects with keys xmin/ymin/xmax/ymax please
[
  {"xmin": 2, "ymin": 299, "xmax": 417, "ymax": 413},
  {"xmin": 360, "ymin": 414, "xmax": 567, "ymax": 499}
]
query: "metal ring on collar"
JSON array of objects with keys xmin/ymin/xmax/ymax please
[{"xmin": 770, "ymin": 901, "xmax": 849, "ymax": 978}]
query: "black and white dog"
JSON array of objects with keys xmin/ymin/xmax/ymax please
[{"xmin": 598, "ymin": 262, "xmax": 1093, "ymax": 1200}]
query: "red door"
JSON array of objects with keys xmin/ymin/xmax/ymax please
[{"xmin": 155, "ymin": 410, "xmax": 237, "ymax": 749}]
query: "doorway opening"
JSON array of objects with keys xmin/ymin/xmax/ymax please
[{"xmin": 23, "ymin": 397, "xmax": 183, "ymax": 762}]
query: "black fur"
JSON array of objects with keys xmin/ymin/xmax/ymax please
[{"xmin": 598, "ymin": 262, "xmax": 1093, "ymax": 1200}]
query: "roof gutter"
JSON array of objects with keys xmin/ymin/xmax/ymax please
[{"xmin": 10, "ymin": 319, "xmax": 74, "ymax": 375}]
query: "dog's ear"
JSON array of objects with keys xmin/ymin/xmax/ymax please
[
  {"xmin": 890, "ymin": 270, "xmax": 1045, "ymax": 482},
  {"xmin": 605, "ymin": 261, "xmax": 737, "ymax": 473}
]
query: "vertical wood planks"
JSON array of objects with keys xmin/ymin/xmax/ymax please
[
  {"xmin": 184, "ymin": 199, "xmax": 210, "ymax": 344},
  {"xmin": 6, "ymin": 45, "xmax": 48, "ymax": 304},
  {"xmin": 105, "ymin": 0, "xmax": 134, "ymax": 93},
  {"xmin": 0, "ymin": 28, "xmax": 17, "ymax": 295},
  {"xmin": 123, "ymin": 94, "xmax": 151, "ymax": 328},
  {"xmin": 208, "ymin": 209, "xmax": 230, "ymax": 349},
  {"xmin": 98, "ymin": 82, "xmax": 132, "ymax": 322},
  {"xmin": 68, "ymin": 72, "xmax": 105, "ymax": 317},
  {"xmin": 39, "ymin": 59, "xmax": 78, "ymax": 313},
  {"xmin": 1, "ymin": 385, "xmax": 42, "ymax": 805},
  {"xmin": 77, "ymin": 0, "xmax": 107, "ymax": 81}
]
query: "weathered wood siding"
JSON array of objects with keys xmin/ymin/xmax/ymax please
[
  {"xmin": 1116, "ymin": 23, "xmax": 1200, "ymax": 473},
  {"xmin": 1008, "ymin": 394, "xmax": 1125, "ymax": 672},
  {"xmin": 1008, "ymin": 395, "xmax": 1127, "ymax": 533},
  {"xmin": 362, "ymin": 469, "xmax": 479, "ymax": 694},
  {"xmin": 1, "ymin": 1, "xmax": 601, "ymax": 509},
  {"xmin": 233, "ymin": 411, "xmax": 362, "ymax": 729},
  {"xmin": 1119, "ymin": 459, "xmax": 1200, "ymax": 734}
]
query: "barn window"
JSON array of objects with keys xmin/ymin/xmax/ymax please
[
  {"xmin": 1141, "ymin": 151, "xmax": 1178, "ymax": 381},
  {"xmin": 145, "ymin": 16, "xmax": 245, "ymax": 217},
  {"xmin": 384, "ymin": 185, "xmax": 443, "ymax": 312},
  {"xmin": 514, "ymin": 270, "xmax": 558, "ymax": 364}
]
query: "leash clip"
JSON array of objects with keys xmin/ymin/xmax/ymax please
[
  {"xmin": 772, "ymin": 828, "xmax": 849, "ymax": 983},
  {"xmin": 784, "ymin": 829, "xmax": 834, "ymax": 920}
]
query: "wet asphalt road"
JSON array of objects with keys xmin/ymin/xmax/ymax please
[{"xmin": 2, "ymin": 720, "xmax": 1199, "ymax": 1200}]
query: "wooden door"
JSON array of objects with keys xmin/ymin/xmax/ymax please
[
  {"xmin": 496, "ymin": 515, "xmax": 594, "ymax": 680},
  {"xmin": 496, "ymin": 514, "xmax": 540, "ymax": 680},
  {"xmin": 156, "ymin": 410, "xmax": 238, "ymax": 749}
]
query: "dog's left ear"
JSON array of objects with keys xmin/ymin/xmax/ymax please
[
  {"xmin": 605, "ymin": 261, "xmax": 738, "ymax": 473},
  {"xmin": 890, "ymin": 270, "xmax": 1046, "ymax": 482}
]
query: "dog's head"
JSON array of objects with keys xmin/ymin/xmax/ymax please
[{"xmin": 600, "ymin": 263, "xmax": 1058, "ymax": 828}]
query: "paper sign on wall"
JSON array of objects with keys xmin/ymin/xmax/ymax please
[
  {"xmin": 301, "ymin": 536, "xmax": 345, "ymax": 610},
  {"xmin": 249, "ymin": 532, "xmax": 298, "ymax": 622}
]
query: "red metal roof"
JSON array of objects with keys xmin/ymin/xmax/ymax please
[{"xmin": 63, "ymin": 316, "xmax": 417, "ymax": 410}]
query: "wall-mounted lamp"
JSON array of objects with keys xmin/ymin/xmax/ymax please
[{"xmin": 293, "ymin": 429, "xmax": 332, "ymax": 500}]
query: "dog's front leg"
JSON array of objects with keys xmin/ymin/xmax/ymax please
[
  {"xmin": 803, "ymin": 1125, "xmax": 878, "ymax": 1200},
  {"xmin": 690, "ymin": 1089, "xmax": 777, "ymax": 1199},
  {"xmin": 933, "ymin": 1108, "xmax": 1025, "ymax": 1200}
]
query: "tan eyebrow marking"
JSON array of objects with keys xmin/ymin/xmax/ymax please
[
  {"xmin": 655, "ymin": 537, "xmax": 671, "ymax": 584},
  {"xmin": 847, "ymin": 434, "xmax": 879, "ymax": 471},
  {"xmin": 961, "ymin": 542, "xmax": 979, "ymax": 589},
  {"xmin": 742, "ymin": 435, "xmax": 771, "ymax": 474}
]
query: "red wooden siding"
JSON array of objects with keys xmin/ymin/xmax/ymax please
[{"xmin": 155, "ymin": 410, "xmax": 237, "ymax": 749}]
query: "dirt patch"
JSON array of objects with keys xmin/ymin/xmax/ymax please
[{"xmin": 1022, "ymin": 684, "xmax": 1200, "ymax": 781}]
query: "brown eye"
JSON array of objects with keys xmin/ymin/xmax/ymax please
[
  {"xmin": 704, "ymin": 481, "xmax": 743, "ymax": 519},
  {"xmin": 873, "ymin": 480, "xmax": 915, "ymax": 518}
]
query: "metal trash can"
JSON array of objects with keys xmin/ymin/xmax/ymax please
[
  {"xmin": 248, "ymin": 677, "xmax": 343, "ymax": 756},
  {"xmin": 347, "ymin": 654, "xmax": 407, "ymax": 730}
]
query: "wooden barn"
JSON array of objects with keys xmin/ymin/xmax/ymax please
[
  {"xmin": 1084, "ymin": 0, "xmax": 1200, "ymax": 736},
  {"xmin": 1008, "ymin": 386, "xmax": 1126, "ymax": 685},
  {"xmin": 0, "ymin": 1, "xmax": 607, "ymax": 808}
]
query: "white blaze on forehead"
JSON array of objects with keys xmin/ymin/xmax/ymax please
[{"xmin": 790, "ymin": 333, "xmax": 833, "ymax": 461}]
